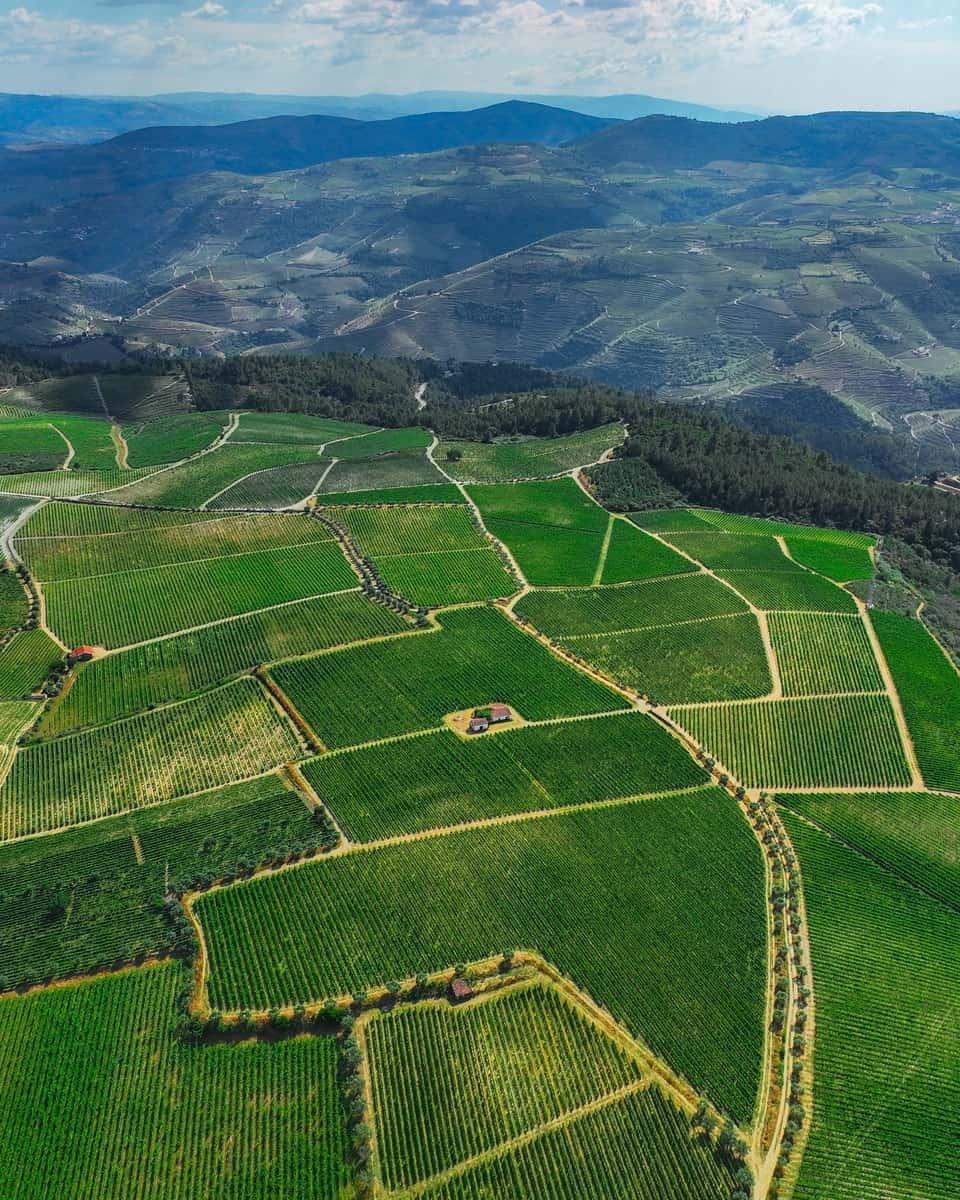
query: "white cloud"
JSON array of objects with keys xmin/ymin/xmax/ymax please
[{"xmin": 186, "ymin": 1, "xmax": 228, "ymax": 16}]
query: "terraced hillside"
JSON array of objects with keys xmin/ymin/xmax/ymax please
[{"xmin": 0, "ymin": 407, "xmax": 955, "ymax": 1200}]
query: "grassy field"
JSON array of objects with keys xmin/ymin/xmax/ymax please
[
  {"xmin": 0, "ymin": 628, "xmax": 61, "ymax": 700},
  {"xmin": 870, "ymin": 611, "xmax": 960, "ymax": 791},
  {"xmin": 269, "ymin": 606, "xmax": 624, "ymax": 749},
  {"xmin": 303, "ymin": 713, "xmax": 708, "ymax": 841},
  {"xmin": 327, "ymin": 427, "xmax": 431, "ymax": 459},
  {"xmin": 515, "ymin": 574, "xmax": 745, "ymax": 636},
  {"xmin": 784, "ymin": 815, "xmax": 960, "ymax": 1200},
  {"xmin": 0, "ymin": 963, "xmax": 352, "ymax": 1199},
  {"xmin": 42, "ymin": 591, "xmax": 404, "ymax": 733},
  {"xmin": 0, "ymin": 417, "xmax": 69, "ymax": 473},
  {"xmin": 671, "ymin": 695, "xmax": 911, "ymax": 789},
  {"xmin": 198, "ymin": 790, "xmax": 767, "ymax": 1123},
  {"xmin": 0, "ymin": 678, "xmax": 303, "ymax": 838},
  {"xmin": 663, "ymin": 531, "xmax": 799, "ymax": 572},
  {"xmin": 564, "ymin": 613, "xmax": 772, "ymax": 704},
  {"xmin": 769, "ymin": 612, "xmax": 883, "ymax": 695},
  {"xmin": 439, "ymin": 424, "xmax": 624, "ymax": 482},
  {"xmin": 419, "ymin": 1085, "xmax": 738, "ymax": 1200},
  {"xmin": 0, "ymin": 774, "xmax": 325, "ymax": 989},
  {"xmin": 43, "ymin": 538, "xmax": 356, "ymax": 647},
  {"xmin": 778, "ymin": 790, "xmax": 959, "ymax": 911},
  {"xmin": 367, "ymin": 983, "xmax": 642, "ymax": 1189}
]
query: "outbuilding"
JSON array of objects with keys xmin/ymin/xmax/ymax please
[
  {"xmin": 467, "ymin": 716, "xmax": 489, "ymax": 734},
  {"xmin": 488, "ymin": 704, "xmax": 512, "ymax": 723},
  {"xmin": 70, "ymin": 646, "xmax": 97, "ymax": 663},
  {"xmin": 449, "ymin": 978, "xmax": 473, "ymax": 1003}
]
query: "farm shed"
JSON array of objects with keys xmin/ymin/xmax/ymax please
[
  {"xmin": 449, "ymin": 978, "xmax": 473, "ymax": 1003},
  {"xmin": 69, "ymin": 646, "xmax": 97, "ymax": 662},
  {"xmin": 488, "ymin": 704, "xmax": 512, "ymax": 723},
  {"xmin": 467, "ymin": 716, "xmax": 489, "ymax": 734}
]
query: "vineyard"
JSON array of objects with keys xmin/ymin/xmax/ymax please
[
  {"xmin": 439, "ymin": 423, "xmax": 624, "ymax": 481},
  {"xmin": 269, "ymin": 606, "xmax": 623, "ymax": 748},
  {"xmin": 783, "ymin": 816, "xmax": 960, "ymax": 1200},
  {"xmin": 0, "ymin": 678, "xmax": 304, "ymax": 838},
  {"xmin": 777, "ymin": 790, "xmax": 960, "ymax": 910},
  {"xmin": 418, "ymin": 1085, "xmax": 739, "ymax": 1199},
  {"xmin": 197, "ymin": 791, "xmax": 767, "ymax": 1123},
  {"xmin": 42, "ymin": 538, "xmax": 357, "ymax": 647},
  {"xmin": 41, "ymin": 591, "xmax": 405, "ymax": 734},
  {"xmin": 768, "ymin": 612, "xmax": 883, "ymax": 696},
  {"xmin": 303, "ymin": 713, "xmax": 708, "ymax": 841},
  {"xmin": 671, "ymin": 695, "xmax": 911, "ymax": 789},
  {"xmin": 0, "ymin": 407, "xmax": 954, "ymax": 1198},
  {"xmin": 869, "ymin": 610, "xmax": 960, "ymax": 790},
  {"xmin": 0, "ymin": 773, "xmax": 323, "ymax": 989},
  {"xmin": 562, "ymin": 612, "xmax": 772, "ymax": 704},
  {"xmin": 0, "ymin": 964, "xmax": 352, "ymax": 1199},
  {"xmin": 367, "ymin": 983, "xmax": 643, "ymax": 1189}
]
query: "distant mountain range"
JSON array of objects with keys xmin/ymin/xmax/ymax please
[{"xmin": 0, "ymin": 90, "xmax": 757, "ymax": 146}]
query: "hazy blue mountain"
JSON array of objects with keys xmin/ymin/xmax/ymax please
[
  {"xmin": 573, "ymin": 110, "xmax": 960, "ymax": 171},
  {"xmin": 0, "ymin": 90, "xmax": 755, "ymax": 146},
  {"xmin": 0, "ymin": 101, "xmax": 614, "ymax": 201}
]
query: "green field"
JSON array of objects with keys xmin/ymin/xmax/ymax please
[
  {"xmin": 783, "ymin": 537, "xmax": 874, "ymax": 582},
  {"xmin": 317, "ymin": 449, "xmax": 448, "ymax": 494},
  {"xmin": 0, "ymin": 628, "xmax": 61, "ymax": 700},
  {"xmin": 0, "ymin": 417, "xmax": 69, "ymax": 473},
  {"xmin": 600, "ymin": 517, "xmax": 694, "ymax": 583},
  {"xmin": 870, "ymin": 611, "xmax": 960, "ymax": 790},
  {"xmin": 43, "ymin": 538, "xmax": 356, "ymax": 647},
  {"xmin": 315, "ymin": 483, "xmax": 462, "ymax": 506},
  {"xmin": 419, "ymin": 1085, "xmax": 738, "ymax": 1200},
  {"xmin": 19, "ymin": 511, "xmax": 335, "ymax": 579},
  {"xmin": 233, "ymin": 412, "xmax": 373, "ymax": 444},
  {"xmin": 0, "ymin": 467, "xmax": 160, "ymax": 498},
  {"xmin": 690, "ymin": 510, "xmax": 875, "ymax": 549},
  {"xmin": 440, "ymin": 424, "xmax": 623, "ymax": 481},
  {"xmin": 564, "ymin": 612, "xmax": 772, "ymax": 704},
  {"xmin": 784, "ymin": 816, "xmax": 960, "ymax": 1200},
  {"xmin": 671, "ymin": 694, "xmax": 911, "ymax": 789},
  {"xmin": 515, "ymin": 573, "xmax": 745, "ymax": 636},
  {"xmin": 326, "ymin": 426, "xmax": 431, "ymax": 459},
  {"xmin": 663, "ymin": 531, "xmax": 798, "ymax": 571},
  {"xmin": 367, "ymin": 983, "xmax": 642, "ymax": 1189},
  {"xmin": 19, "ymin": 501, "xmax": 227, "ymax": 537},
  {"xmin": 778, "ymin": 790, "xmax": 960, "ymax": 911},
  {"xmin": 198, "ymin": 790, "xmax": 767, "ymax": 1123},
  {"xmin": 0, "ymin": 774, "xmax": 326, "ymax": 989},
  {"xmin": 42, "ymin": 591, "xmax": 404, "ymax": 734},
  {"xmin": 0, "ymin": 678, "xmax": 303, "ymax": 838},
  {"xmin": 104, "ymin": 443, "xmax": 321, "ymax": 508},
  {"xmin": 769, "ymin": 612, "xmax": 883, "ymax": 695},
  {"xmin": 327, "ymin": 503, "xmax": 515, "ymax": 604},
  {"xmin": 207, "ymin": 461, "xmax": 331, "ymax": 509},
  {"xmin": 303, "ymin": 713, "xmax": 708, "ymax": 841},
  {"xmin": 468, "ymin": 477, "xmax": 611, "ymax": 587},
  {"xmin": 123, "ymin": 412, "xmax": 225, "ymax": 466},
  {"xmin": 270, "ymin": 606, "xmax": 624, "ymax": 748},
  {"xmin": 0, "ymin": 964, "xmax": 351, "ymax": 1199},
  {"xmin": 716, "ymin": 568, "xmax": 856, "ymax": 612}
]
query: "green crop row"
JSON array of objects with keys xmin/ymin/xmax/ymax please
[
  {"xmin": 197, "ymin": 790, "xmax": 767, "ymax": 1123},
  {"xmin": 0, "ymin": 678, "xmax": 303, "ymax": 839}
]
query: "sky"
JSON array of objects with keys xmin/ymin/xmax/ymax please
[{"xmin": 0, "ymin": 1, "xmax": 956, "ymax": 113}]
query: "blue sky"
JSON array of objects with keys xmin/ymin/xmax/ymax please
[{"xmin": 0, "ymin": 1, "xmax": 955, "ymax": 112}]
